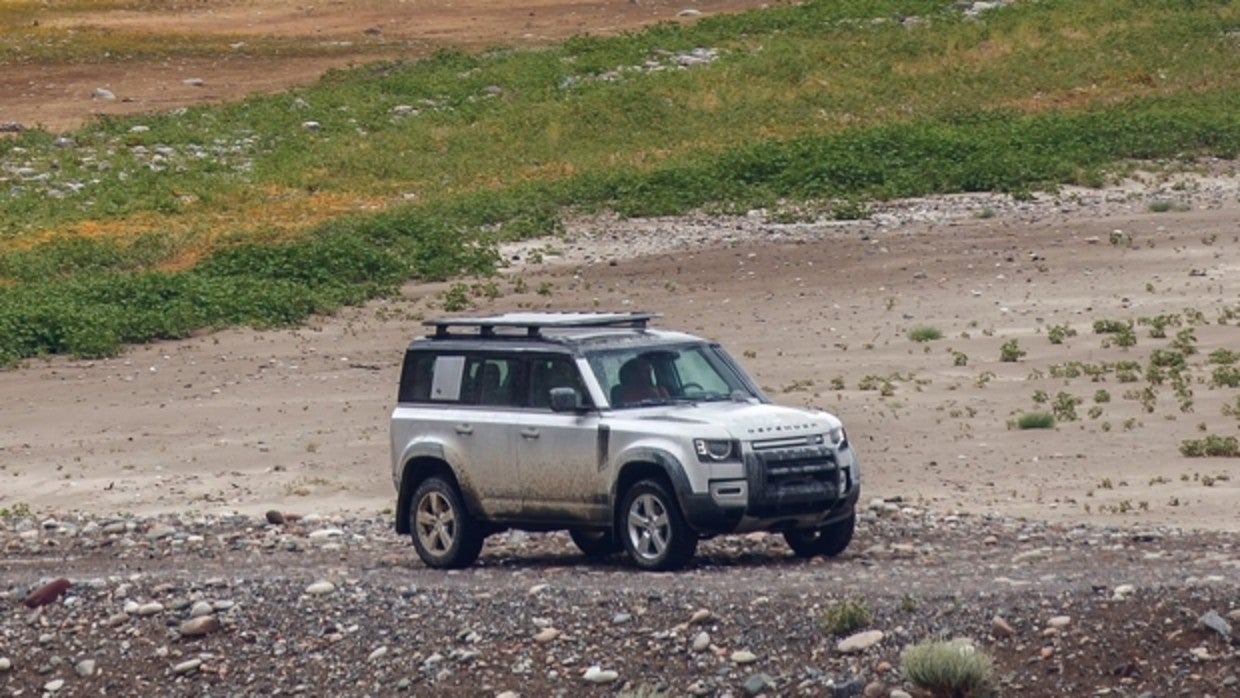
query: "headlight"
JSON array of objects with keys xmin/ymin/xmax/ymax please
[
  {"xmin": 694, "ymin": 439, "xmax": 737, "ymax": 462},
  {"xmin": 827, "ymin": 427, "xmax": 847, "ymax": 448}
]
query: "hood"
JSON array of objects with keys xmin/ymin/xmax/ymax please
[{"xmin": 632, "ymin": 400, "xmax": 841, "ymax": 439}]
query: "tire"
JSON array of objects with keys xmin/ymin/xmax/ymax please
[
  {"xmin": 620, "ymin": 479, "xmax": 697, "ymax": 571},
  {"xmin": 569, "ymin": 528, "xmax": 621, "ymax": 558},
  {"xmin": 409, "ymin": 476, "xmax": 484, "ymax": 569},
  {"xmin": 784, "ymin": 511, "xmax": 855, "ymax": 558}
]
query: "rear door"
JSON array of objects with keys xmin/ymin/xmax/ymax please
[{"xmin": 446, "ymin": 354, "xmax": 525, "ymax": 517}]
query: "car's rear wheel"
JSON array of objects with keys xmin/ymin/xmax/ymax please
[
  {"xmin": 620, "ymin": 479, "xmax": 697, "ymax": 571},
  {"xmin": 569, "ymin": 528, "xmax": 621, "ymax": 558},
  {"xmin": 784, "ymin": 511, "xmax": 855, "ymax": 558},
  {"xmin": 410, "ymin": 477, "xmax": 484, "ymax": 569}
]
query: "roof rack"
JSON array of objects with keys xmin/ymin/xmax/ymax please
[{"xmin": 425, "ymin": 312, "xmax": 660, "ymax": 338}]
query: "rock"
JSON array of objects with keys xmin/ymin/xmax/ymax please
[
  {"xmin": 189, "ymin": 600, "xmax": 215, "ymax": 617},
  {"xmin": 743, "ymin": 672, "xmax": 775, "ymax": 695},
  {"xmin": 690, "ymin": 608, "xmax": 712, "ymax": 624},
  {"xmin": 863, "ymin": 681, "xmax": 887, "ymax": 698},
  {"xmin": 1112, "ymin": 584, "xmax": 1135, "ymax": 599},
  {"xmin": 837, "ymin": 630, "xmax": 884, "ymax": 653},
  {"xmin": 179, "ymin": 615, "xmax": 221, "ymax": 637},
  {"xmin": 305, "ymin": 580, "xmax": 335, "ymax": 595},
  {"xmin": 309, "ymin": 528, "xmax": 344, "ymax": 539},
  {"xmin": 146, "ymin": 525, "xmax": 176, "ymax": 541},
  {"xmin": 692, "ymin": 631, "xmax": 711, "ymax": 652},
  {"xmin": 1200, "ymin": 610, "xmax": 1232, "ymax": 640},
  {"xmin": 612, "ymin": 613, "xmax": 631, "ymax": 624},
  {"xmin": 265, "ymin": 510, "xmax": 286, "ymax": 525},
  {"xmin": 831, "ymin": 678, "xmax": 865, "ymax": 698},
  {"xmin": 93, "ymin": 87, "xmax": 116, "ymax": 100},
  {"xmin": 23, "ymin": 578, "xmax": 71, "ymax": 608},
  {"xmin": 1046, "ymin": 615, "xmax": 1072, "ymax": 629},
  {"xmin": 136, "ymin": 602, "xmax": 165, "ymax": 616},
  {"xmin": 677, "ymin": 8, "xmax": 703, "ymax": 16},
  {"xmin": 75, "ymin": 658, "xmax": 96, "ymax": 677},
  {"xmin": 302, "ymin": 121, "xmax": 321, "ymax": 131},
  {"xmin": 182, "ymin": 77, "xmax": 205, "ymax": 87},
  {"xmin": 0, "ymin": 657, "xmax": 10, "ymax": 672},
  {"xmin": 730, "ymin": 650, "xmax": 758, "ymax": 664},
  {"xmin": 582, "ymin": 665, "xmax": 618, "ymax": 683},
  {"xmin": 44, "ymin": 679, "xmax": 65, "ymax": 693},
  {"xmin": 173, "ymin": 658, "xmax": 202, "ymax": 675},
  {"xmin": 890, "ymin": 692, "xmax": 913, "ymax": 698},
  {"xmin": 992, "ymin": 615, "xmax": 1016, "ymax": 637},
  {"xmin": 496, "ymin": 692, "xmax": 519, "ymax": 698},
  {"xmin": 533, "ymin": 627, "xmax": 560, "ymax": 643},
  {"xmin": 368, "ymin": 646, "xmax": 388, "ymax": 662},
  {"xmin": 0, "ymin": 122, "xmax": 23, "ymax": 133}
]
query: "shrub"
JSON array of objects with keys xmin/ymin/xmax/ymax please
[
  {"xmin": 900, "ymin": 638, "xmax": 996, "ymax": 698},
  {"xmin": 1180, "ymin": 435, "xmax": 1240, "ymax": 457},
  {"xmin": 1211, "ymin": 366, "xmax": 1240, "ymax": 388},
  {"xmin": 999, "ymin": 339, "xmax": 1025, "ymax": 362},
  {"xmin": 822, "ymin": 598, "xmax": 872, "ymax": 636},
  {"xmin": 1016, "ymin": 412, "xmax": 1055, "ymax": 429},
  {"xmin": 908, "ymin": 326, "xmax": 944, "ymax": 342},
  {"xmin": 1208, "ymin": 348, "xmax": 1239, "ymax": 365},
  {"xmin": 1093, "ymin": 319, "xmax": 1131, "ymax": 334},
  {"xmin": 1046, "ymin": 324, "xmax": 1076, "ymax": 344}
]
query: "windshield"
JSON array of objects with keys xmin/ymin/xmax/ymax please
[{"xmin": 585, "ymin": 342, "xmax": 757, "ymax": 408}]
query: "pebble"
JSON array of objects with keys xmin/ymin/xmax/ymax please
[
  {"xmin": 76, "ymin": 658, "xmax": 96, "ymax": 677},
  {"xmin": 190, "ymin": 600, "xmax": 215, "ymax": 617},
  {"xmin": 305, "ymin": 581, "xmax": 336, "ymax": 596},
  {"xmin": 0, "ymin": 657, "xmax": 10, "ymax": 672},
  {"xmin": 136, "ymin": 602, "xmax": 165, "ymax": 616},
  {"xmin": 179, "ymin": 616, "xmax": 221, "ymax": 637},
  {"xmin": 1046, "ymin": 615, "xmax": 1072, "ymax": 629},
  {"xmin": 173, "ymin": 658, "xmax": 202, "ymax": 675},
  {"xmin": 690, "ymin": 608, "xmax": 711, "ymax": 624},
  {"xmin": 743, "ymin": 672, "xmax": 775, "ymax": 695},
  {"xmin": 368, "ymin": 646, "xmax": 388, "ymax": 662},
  {"xmin": 1199, "ymin": 610, "xmax": 1232, "ymax": 640},
  {"xmin": 533, "ymin": 627, "xmax": 560, "ymax": 643},
  {"xmin": 92, "ymin": 87, "xmax": 116, "ymax": 100},
  {"xmin": 44, "ymin": 679, "xmax": 65, "ymax": 692},
  {"xmin": 582, "ymin": 665, "xmax": 619, "ymax": 683},
  {"xmin": 837, "ymin": 630, "xmax": 884, "ymax": 653},
  {"xmin": 992, "ymin": 615, "xmax": 1016, "ymax": 637},
  {"xmin": 731, "ymin": 650, "xmax": 758, "ymax": 664},
  {"xmin": 692, "ymin": 631, "xmax": 711, "ymax": 652}
]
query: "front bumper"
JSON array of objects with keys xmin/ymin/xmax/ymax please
[{"xmin": 680, "ymin": 442, "xmax": 859, "ymax": 534}]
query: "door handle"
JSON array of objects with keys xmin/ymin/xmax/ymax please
[
  {"xmin": 454, "ymin": 424, "xmax": 474, "ymax": 435},
  {"xmin": 520, "ymin": 428, "xmax": 540, "ymax": 439}
]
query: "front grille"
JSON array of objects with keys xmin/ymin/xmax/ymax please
[{"xmin": 746, "ymin": 444, "xmax": 842, "ymax": 517}]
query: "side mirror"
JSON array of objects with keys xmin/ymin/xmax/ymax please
[{"xmin": 549, "ymin": 387, "xmax": 580, "ymax": 412}]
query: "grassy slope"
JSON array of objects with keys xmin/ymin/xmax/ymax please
[{"xmin": 1, "ymin": 0, "xmax": 1238, "ymax": 362}]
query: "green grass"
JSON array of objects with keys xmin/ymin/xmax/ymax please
[
  {"xmin": 3, "ymin": 0, "xmax": 1240, "ymax": 362},
  {"xmin": 900, "ymin": 638, "xmax": 996, "ymax": 698},
  {"xmin": 908, "ymin": 326, "xmax": 944, "ymax": 342},
  {"xmin": 1016, "ymin": 412, "xmax": 1055, "ymax": 430}
]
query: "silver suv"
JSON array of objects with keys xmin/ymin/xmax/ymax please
[{"xmin": 390, "ymin": 312, "xmax": 860, "ymax": 570}]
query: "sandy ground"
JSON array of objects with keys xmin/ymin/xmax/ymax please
[
  {"xmin": 0, "ymin": 0, "xmax": 1236, "ymax": 532},
  {"xmin": 2, "ymin": 172, "xmax": 1238, "ymax": 531},
  {"xmin": 0, "ymin": 0, "xmax": 766, "ymax": 133}
]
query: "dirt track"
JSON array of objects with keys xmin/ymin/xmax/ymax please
[{"xmin": 0, "ymin": 0, "xmax": 766, "ymax": 133}]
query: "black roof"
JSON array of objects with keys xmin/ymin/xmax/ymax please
[{"xmin": 423, "ymin": 312, "xmax": 659, "ymax": 339}]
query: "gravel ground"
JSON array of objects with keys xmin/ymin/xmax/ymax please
[{"xmin": 2, "ymin": 501, "xmax": 1236, "ymax": 697}]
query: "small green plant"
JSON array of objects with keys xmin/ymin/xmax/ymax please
[
  {"xmin": 822, "ymin": 598, "xmax": 872, "ymax": 636},
  {"xmin": 1138, "ymin": 313, "xmax": 1180, "ymax": 338},
  {"xmin": 0, "ymin": 502, "xmax": 33, "ymax": 519},
  {"xmin": 1180, "ymin": 435, "xmax": 1240, "ymax": 457},
  {"xmin": 900, "ymin": 639, "xmax": 996, "ymax": 698},
  {"xmin": 1093, "ymin": 319, "xmax": 1131, "ymax": 334},
  {"xmin": 1170, "ymin": 328, "xmax": 1197, "ymax": 354},
  {"xmin": 1052, "ymin": 392, "xmax": 1082, "ymax": 421},
  {"xmin": 1093, "ymin": 389, "xmax": 1111, "ymax": 403},
  {"xmin": 1210, "ymin": 366, "xmax": 1240, "ymax": 388},
  {"xmin": 1046, "ymin": 323, "xmax": 1076, "ymax": 344},
  {"xmin": 440, "ymin": 282, "xmax": 471, "ymax": 311},
  {"xmin": 1016, "ymin": 411, "xmax": 1055, "ymax": 429},
  {"xmin": 830, "ymin": 376, "xmax": 846, "ymax": 391},
  {"xmin": 1208, "ymin": 348, "xmax": 1239, "ymax": 365},
  {"xmin": 909, "ymin": 326, "xmax": 944, "ymax": 342},
  {"xmin": 1032, "ymin": 389, "xmax": 1049, "ymax": 404},
  {"xmin": 974, "ymin": 371, "xmax": 996, "ymax": 388},
  {"xmin": 999, "ymin": 339, "xmax": 1025, "ymax": 362},
  {"xmin": 951, "ymin": 350, "xmax": 969, "ymax": 367}
]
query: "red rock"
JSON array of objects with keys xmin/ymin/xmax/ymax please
[{"xmin": 23, "ymin": 578, "xmax": 71, "ymax": 608}]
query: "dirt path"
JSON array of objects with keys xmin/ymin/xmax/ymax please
[
  {"xmin": 2, "ymin": 171, "xmax": 1237, "ymax": 531},
  {"xmin": 0, "ymin": 0, "xmax": 765, "ymax": 133}
]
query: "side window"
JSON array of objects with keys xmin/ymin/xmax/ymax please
[
  {"xmin": 397, "ymin": 352, "xmax": 436, "ymax": 403},
  {"xmin": 461, "ymin": 355, "xmax": 522, "ymax": 407},
  {"xmin": 528, "ymin": 356, "xmax": 592, "ymax": 409}
]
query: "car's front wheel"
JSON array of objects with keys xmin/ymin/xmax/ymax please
[
  {"xmin": 410, "ymin": 477, "xmax": 484, "ymax": 569},
  {"xmin": 784, "ymin": 511, "xmax": 855, "ymax": 558},
  {"xmin": 620, "ymin": 479, "xmax": 697, "ymax": 571}
]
